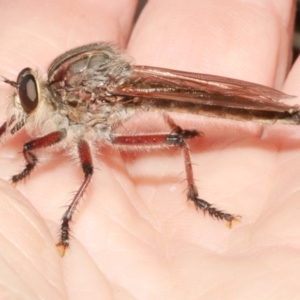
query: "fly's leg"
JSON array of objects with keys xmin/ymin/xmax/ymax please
[
  {"xmin": 0, "ymin": 115, "xmax": 18, "ymax": 139},
  {"xmin": 0, "ymin": 122, "xmax": 7, "ymax": 137},
  {"xmin": 11, "ymin": 130, "xmax": 67, "ymax": 184},
  {"xmin": 9, "ymin": 129, "xmax": 92, "ymax": 256},
  {"xmin": 111, "ymin": 116, "xmax": 240, "ymax": 227},
  {"xmin": 179, "ymin": 132, "xmax": 240, "ymax": 227},
  {"xmin": 165, "ymin": 115, "xmax": 240, "ymax": 227},
  {"xmin": 56, "ymin": 139, "xmax": 93, "ymax": 256}
]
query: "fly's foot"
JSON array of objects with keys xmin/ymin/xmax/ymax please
[
  {"xmin": 56, "ymin": 241, "xmax": 69, "ymax": 257},
  {"xmin": 11, "ymin": 163, "xmax": 36, "ymax": 185},
  {"xmin": 56, "ymin": 218, "xmax": 70, "ymax": 257},
  {"xmin": 192, "ymin": 197, "xmax": 241, "ymax": 227}
]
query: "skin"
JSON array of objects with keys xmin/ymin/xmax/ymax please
[{"xmin": 0, "ymin": 0, "xmax": 300, "ymax": 299}]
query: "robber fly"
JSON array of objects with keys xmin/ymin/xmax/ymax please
[{"xmin": 1, "ymin": 43, "xmax": 300, "ymax": 255}]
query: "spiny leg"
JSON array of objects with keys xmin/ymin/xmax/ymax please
[
  {"xmin": 180, "ymin": 137, "xmax": 240, "ymax": 227},
  {"xmin": 165, "ymin": 115, "xmax": 240, "ymax": 226},
  {"xmin": 112, "ymin": 116, "xmax": 239, "ymax": 227},
  {"xmin": 0, "ymin": 122, "xmax": 7, "ymax": 138},
  {"xmin": 11, "ymin": 129, "xmax": 67, "ymax": 184},
  {"xmin": 56, "ymin": 139, "xmax": 93, "ymax": 256},
  {"xmin": 0, "ymin": 115, "xmax": 18, "ymax": 139}
]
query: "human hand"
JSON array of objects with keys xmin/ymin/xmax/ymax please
[{"xmin": 0, "ymin": 0, "xmax": 299, "ymax": 299}]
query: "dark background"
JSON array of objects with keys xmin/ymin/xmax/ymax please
[
  {"xmin": 135, "ymin": 0, "xmax": 147, "ymax": 21},
  {"xmin": 294, "ymin": 0, "xmax": 300, "ymax": 60}
]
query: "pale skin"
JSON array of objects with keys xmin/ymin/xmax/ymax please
[{"xmin": 0, "ymin": 0, "xmax": 300, "ymax": 299}]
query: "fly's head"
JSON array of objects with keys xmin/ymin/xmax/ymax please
[
  {"xmin": 2, "ymin": 43, "xmax": 135, "ymax": 139},
  {"xmin": 3, "ymin": 68, "xmax": 57, "ymax": 136}
]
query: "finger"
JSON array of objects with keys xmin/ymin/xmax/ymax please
[
  {"xmin": 0, "ymin": 0, "xmax": 139, "ymax": 206},
  {"xmin": 0, "ymin": 0, "xmax": 139, "ymax": 297},
  {"xmin": 0, "ymin": 0, "xmax": 138, "ymax": 76},
  {"xmin": 129, "ymin": 0, "xmax": 295, "ymax": 88},
  {"xmin": 126, "ymin": 0, "xmax": 298, "ymax": 241},
  {"xmin": 0, "ymin": 0, "xmax": 139, "ymax": 209},
  {"xmin": 0, "ymin": 181, "xmax": 67, "ymax": 298}
]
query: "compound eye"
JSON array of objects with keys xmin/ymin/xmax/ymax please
[{"xmin": 17, "ymin": 68, "xmax": 39, "ymax": 114}]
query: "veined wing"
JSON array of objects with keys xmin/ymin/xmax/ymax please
[{"xmin": 114, "ymin": 65, "xmax": 298, "ymax": 113}]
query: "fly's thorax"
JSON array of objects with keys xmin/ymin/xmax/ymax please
[{"xmin": 47, "ymin": 43, "xmax": 133, "ymax": 115}]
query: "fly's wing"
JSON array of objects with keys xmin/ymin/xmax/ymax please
[{"xmin": 113, "ymin": 66, "xmax": 298, "ymax": 113}]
